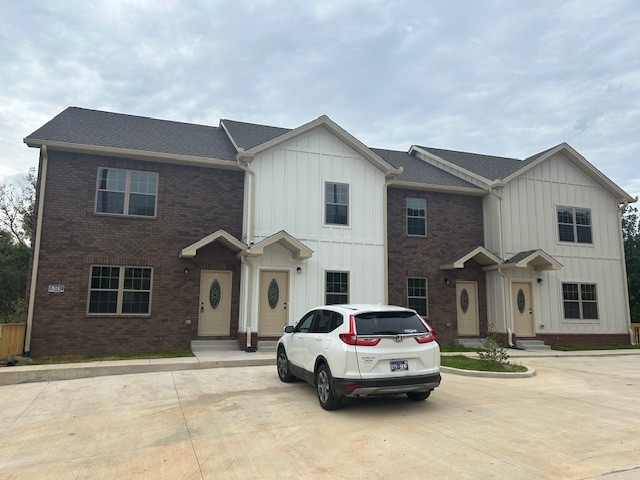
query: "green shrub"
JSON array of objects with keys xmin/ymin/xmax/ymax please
[
  {"xmin": 0, "ymin": 297, "xmax": 26, "ymax": 324},
  {"xmin": 478, "ymin": 331, "xmax": 509, "ymax": 368}
]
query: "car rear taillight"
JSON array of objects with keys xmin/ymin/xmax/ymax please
[
  {"xmin": 415, "ymin": 319, "xmax": 437, "ymax": 344},
  {"xmin": 339, "ymin": 315, "xmax": 381, "ymax": 346}
]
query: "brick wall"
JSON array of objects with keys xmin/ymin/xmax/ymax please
[
  {"xmin": 28, "ymin": 149, "xmax": 244, "ymax": 356},
  {"xmin": 387, "ymin": 188, "xmax": 487, "ymax": 345}
]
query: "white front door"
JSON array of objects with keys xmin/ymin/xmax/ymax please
[
  {"xmin": 198, "ymin": 270, "xmax": 232, "ymax": 336},
  {"xmin": 456, "ymin": 281, "xmax": 479, "ymax": 335},
  {"xmin": 259, "ymin": 270, "xmax": 289, "ymax": 335},
  {"xmin": 512, "ymin": 282, "xmax": 534, "ymax": 337}
]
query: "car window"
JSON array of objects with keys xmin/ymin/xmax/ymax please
[
  {"xmin": 354, "ymin": 311, "xmax": 427, "ymax": 335},
  {"xmin": 310, "ymin": 310, "xmax": 332, "ymax": 333},
  {"xmin": 329, "ymin": 311, "xmax": 344, "ymax": 331},
  {"xmin": 294, "ymin": 311, "xmax": 316, "ymax": 333}
]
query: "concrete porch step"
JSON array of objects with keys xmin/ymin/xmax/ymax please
[
  {"xmin": 455, "ymin": 338, "xmax": 484, "ymax": 349},
  {"xmin": 515, "ymin": 339, "xmax": 552, "ymax": 351},
  {"xmin": 258, "ymin": 341, "xmax": 278, "ymax": 353},
  {"xmin": 191, "ymin": 340, "xmax": 238, "ymax": 353}
]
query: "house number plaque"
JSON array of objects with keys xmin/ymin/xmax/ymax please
[{"xmin": 48, "ymin": 284, "xmax": 65, "ymax": 293}]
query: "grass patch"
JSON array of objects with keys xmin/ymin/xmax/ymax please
[
  {"xmin": 440, "ymin": 345, "xmax": 480, "ymax": 353},
  {"xmin": 441, "ymin": 354, "xmax": 527, "ymax": 373},
  {"xmin": 26, "ymin": 349, "xmax": 194, "ymax": 365},
  {"xmin": 551, "ymin": 343, "xmax": 640, "ymax": 351}
]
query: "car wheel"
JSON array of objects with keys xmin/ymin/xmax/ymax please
[
  {"xmin": 406, "ymin": 391, "xmax": 431, "ymax": 401},
  {"xmin": 316, "ymin": 363, "xmax": 342, "ymax": 410},
  {"xmin": 277, "ymin": 347, "xmax": 296, "ymax": 382}
]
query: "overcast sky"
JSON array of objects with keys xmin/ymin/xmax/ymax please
[{"xmin": 1, "ymin": 0, "xmax": 639, "ymax": 200}]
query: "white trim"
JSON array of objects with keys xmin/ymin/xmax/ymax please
[
  {"xmin": 440, "ymin": 246, "xmax": 502, "ymax": 270},
  {"xmin": 410, "ymin": 146, "xmax": 492, "ymax": 185},
  {"xmin": 555, "ymin": 203, "xmax": 595, "ymax": 247},
  {"xmin": 324, "ymin": 270, "xmax": 350, "ymax": 305},
  {"xmin": 94, "ymin": 167, "xmax": 159, "ymax": 218},
  {"xmin": 23, "ymin": 139, "xmax": 241, "ymax": 171},
  {"xmin": 407, "ymin": 276, "xmax": 428, "ymax": 317},
  {"xmin": 323, "ymin": 181, "xmax": 350, "ymax": 228},
  {"xmin": 390, "ymin": 180, "xmax": 487, "ymax": 196},
  {"xmin": 559, "ymin": 281, "xmax": 600, "ymax": 323},
  {"xmin": 244, "ymin": 230, "xmax": 313, "ymax": 260},
  {"xmin": 24, "ymin": 146, "xmax": 48, "ymax": 353},
  {"xmin": 495, "ymin": 250, "xmax": 563, "ymax": 271},
  {"xmin": 509, "ymin": 278, "xmax": 536, "ymax": 336},
  {"xmin": 181, "ymin": 230, "xmax": 246, "ymax": 258}
]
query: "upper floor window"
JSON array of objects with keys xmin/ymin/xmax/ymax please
[
  {"xmin": 407, "ymin": 277, "xmax": 428, "ymax": 316},
  {"xmin": 557, "ymin": 206, "xmax": 592, "ymax": 243},
  {"xmin": 88, "ymin": 266, "xmax": 152, "ymax": 315},
  {"xmin": 96, "ymin": 168, "xmax": 158, "ymax": 217},
  {"xmin": 407, "ymin": 198, "xmax": 426, "ymax": 236},
  {"xmin": 326, "ymin": 271, "xmax": 349, "ymax": 305},
  {"xmin": 325, "ymin": 182, "xmax": 349, "ymax": 225},
  {"xmin": 562, "ymin": 283, "xmax": 598, "ymax": 320}
]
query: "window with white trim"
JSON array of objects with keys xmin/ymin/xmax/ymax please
[
  {"xmin": 96, "ymin": 168, "xmax": 158, "ymax": 217},
  {"xmin": 325, "ymin": 271, "xmax": 349, "ymax": 305},
  {"xmin": 88, "ymin": 266, "xmax": 152, "ymax": 314},
  {"xmin": 557, "ymin": 206, "xmax": 592, "ymax": 243},
  {"xmin": 325, "ymin": 182, "xmax": 349, "ymax": 225},
  {"xmin": 406, "ymin": 197, "xmax": 426, "ymax": 236},
  {"xmin": 562, "ymin": 283, "xmax": 598, "ymax": 320},
  {"xmin": 407, "ymin": 277, "xmax": 428, "ymax": 316}
]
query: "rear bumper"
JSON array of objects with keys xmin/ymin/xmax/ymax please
[{"xmin": 332, "ymin": 372, "xmax": 441, "ymax": 397}]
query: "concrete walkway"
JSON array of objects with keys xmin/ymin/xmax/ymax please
[{"xmin": 1, "ymin": 348, "xmax": 638, "ymax": 386}]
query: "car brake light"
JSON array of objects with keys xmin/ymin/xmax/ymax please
[
  {"xmin": 415, "ymin": 319, "xmax": 437, "ymax": 344},
  {"xmin": 339, "ymin": 315, "xmax": 381, "ymax": 346}
]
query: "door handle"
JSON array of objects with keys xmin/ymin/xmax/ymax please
[
  {"xmin": 283, "ymin": 302, "xmax": 287, "ymax": 310},
  {"xmin": 200, "ymin": 303, "xmax": 204, "ymax": 313}
]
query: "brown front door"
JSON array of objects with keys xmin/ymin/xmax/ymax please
[
  {"xmin": 512, "ymin": 282, "xmax": 534, "ymax": 336},
  {"xmin": 259, "ymin": 270, "xmax": 289, "ymax": 335},
  {"xmin": 198, "ymin": 270, "xmax": 232, "ymax": 336}
]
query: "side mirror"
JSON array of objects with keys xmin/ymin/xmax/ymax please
[{"xmin": 284, "ymin": 325, "xmax": 295, "ymax": 334}]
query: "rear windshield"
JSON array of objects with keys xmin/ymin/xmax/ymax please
[{"xmin": 355, "ymin": 311, "xmax": 427, "ymax": 335}]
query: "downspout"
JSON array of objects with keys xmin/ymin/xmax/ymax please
[
  {"xmin": 620, "ymin": 197, "xmax": 638, "ymax": 343},
  {"xmin": 237, "ymin": 152, "xmax": 256, "ymax": 350},
  {"xmin": 24, "ymin": 145, "xmax": 48, "ymax": 355},
  {"xmin": 489, "ymin": 183, "xmax": 513, "ymax": 346},
  {"xmin": 383, "ymin": 178, "xmax": 393, "ymax": 304}
]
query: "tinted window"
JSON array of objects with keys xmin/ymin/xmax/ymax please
[
  {"xmin": 294, "ymin": 312, "xmax": 316, "ymax": 333},
  {"xmin": 310, "ymin": 310, "xmax": 332, "ymax": 333},
  {"xmin": 355, "ymin": 311, "xmax": 428, "ymax": 335}
]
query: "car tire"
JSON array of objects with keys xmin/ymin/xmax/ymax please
[
  {"xmin": 277, "ymin": 347, "xmax": 296, "ymax": 382},
  {"xmin": 406, "ymin": 391, "xmax": 431, "ymax": 401},
  {"xmin": 316, "ymin": 363, "xmax": 342, "ymax": 411}
]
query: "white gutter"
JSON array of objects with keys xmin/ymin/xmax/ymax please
[
  {"xmin": 239, "ymin": 254, "xmax": 255, "ymax": 350},
  {"xmin": 383, "ymin": 178, "xmax": 393, "ymax": 304},
  {"xmin": 24, "ymin": 145, "xmax": 48, "ymax": 354}
]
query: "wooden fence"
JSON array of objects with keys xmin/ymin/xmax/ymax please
[{"xmin": 0, "ymin": 323, "xmax": 26, "ymax": 360}]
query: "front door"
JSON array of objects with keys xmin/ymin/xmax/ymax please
[
  {"xmin": 259, "ymin": 270, "xmax": 289, "ymax": 335},
  {"xmin": 198, "ymin": 270, "xmax": 232, "ymax": 336},
  {"xmin": 512, "ymin": 282, "xmax": 534, "ymax": 336},
  {"xmin": 456, "ymin": 281, "xmax": 479, "ymax": 335}
]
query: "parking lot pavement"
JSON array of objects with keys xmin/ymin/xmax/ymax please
[{"xmin": 0, "ymin": 356, "xmax": 638, "ymax": 480}]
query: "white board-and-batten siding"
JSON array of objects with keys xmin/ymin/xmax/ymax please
[
  {"xmin": 485, "ymin": 152, "xmax": 629, "ymax": 334},
  {"xmin": 246, "ymin": 126, "xmax": 387, "ymax": 325}
]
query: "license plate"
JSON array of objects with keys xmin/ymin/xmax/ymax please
[{"xmin": 390, "ymin": 360, "xmax": 408, "ymax": 372}]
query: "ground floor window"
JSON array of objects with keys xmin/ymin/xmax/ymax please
[
  {"xmin": 326, "ymin": 271, "xmax": 349, "ymax": 305},
  {"xmin": 88, "ymin": 266, "xmax": 152, "ymax": 315},
  {"xmin": 562, "ymin": 283, "xmax": 598, "ymax": 320},
  {"xmin": 407, "ymin": 277, "xmax": 428, "ymax": 316}
]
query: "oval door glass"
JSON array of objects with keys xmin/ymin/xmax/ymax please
[
  {"xmin": 460, "ymin": 289, "xmax": 469, "ymax": 313},
  {"xmin": 268, "ymin": 278, "xmax": 279, "ymax": 309},
  {"xmin": 210, "ymin": 280, "xmax": 221, "ymax": 310},
  {"xmin": 517, "ymin": 289, "xmax": 526, "ymax": 314}
]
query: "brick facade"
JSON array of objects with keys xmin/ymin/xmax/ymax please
[
  {"xmin": 29, "ymin": 150, "xmax": 244, "ymax": 355},
  {"xmin": 387, "ymin": 188, "xmax": 487, "ymax": 345}
]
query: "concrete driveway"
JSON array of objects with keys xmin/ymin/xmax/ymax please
[{"xmin": 0, "ymin": 355, "xmax": 638, "ymax": 479}]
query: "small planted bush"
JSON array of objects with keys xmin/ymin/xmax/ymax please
[{"xmin": 478, "ymin": 331, "xmax": 509, "ymax": 368}]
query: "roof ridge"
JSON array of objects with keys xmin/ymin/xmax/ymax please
[
  {"xmin": 68, "ymin": 106, "xmax": 220, "ymax": 130},
  {"xmin": 222, "ymin": 118, "xmax": 292, "ymax": 131},
  {"xmin": 418, "ymin": 145, "xmax": 522, "ymax": 162}
]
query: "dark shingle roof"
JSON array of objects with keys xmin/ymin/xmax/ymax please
[
  {"xmin": 416, "ymin": 146, "xmax": 524, "ymax": 181},
  {"xmin": 25, "ymin": 107, "xmax": 238, "ymax": 161},
  {"xmin": 372, "ymin": 148, "xmax": 481, "ymax": 190},
  {"xmin": 221, "ymin": 119, "xmax": 291, "ymax": 150}
]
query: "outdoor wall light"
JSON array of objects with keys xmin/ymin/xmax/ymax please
[
  {"xmin": 184, "ymin": 267, "xmax": 190, "ymax": 274},
  {"xmin": 296, "ymin": 266, "xmax": 302, "ymax": 274},
  {"xmin": 537, "ymin": 277, "xmax": 543, "ymax": 284},
  {"xmin": 444, "ymin": 277, "xmax": 450, "ymax": 284}
]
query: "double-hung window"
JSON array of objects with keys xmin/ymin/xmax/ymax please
[
  {"xmin": 325, "ymin": 271, "xmax": 349, "ymax": 305},
  {"xmin": 562, "ymin": 283, "xmax": 598, "ymax": 320},
  {"xmin": 407, "ymin": 277, "xmax": 428, "ymax": 316},
  {"xmin": 325, "ymin": 182, "xmax": 349, "ymax": 225},
  {"xmin": 96, "ymin": 168, "xmax": 158, "ymax": 217},
  {"xmin": 407, "ymin": 198, "xmax": 426, "ymax": 236},
  {"xmin": 557, "ymin": 206, "xmax": 592, "ymax": 243},
  {"xmin": 88, "ymin": 266, "xmax": 153, "ymax": 315}
]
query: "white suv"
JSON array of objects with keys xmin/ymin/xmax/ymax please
[{"xmin": 276, "ymin": 304, "xmax": 441, "ymax": 410}]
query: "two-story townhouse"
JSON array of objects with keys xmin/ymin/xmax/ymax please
[{"xmin": 22, "ymin": 107, "xmax": 635, "ymax": 356}]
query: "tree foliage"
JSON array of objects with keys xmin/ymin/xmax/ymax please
[
  {"xmin": 0, "ymin": 170, "xmax": 35, "ymax": 320},
  {"xmin": 621, "ymin": 205, "xmax": 640, "ymax": 323}
]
